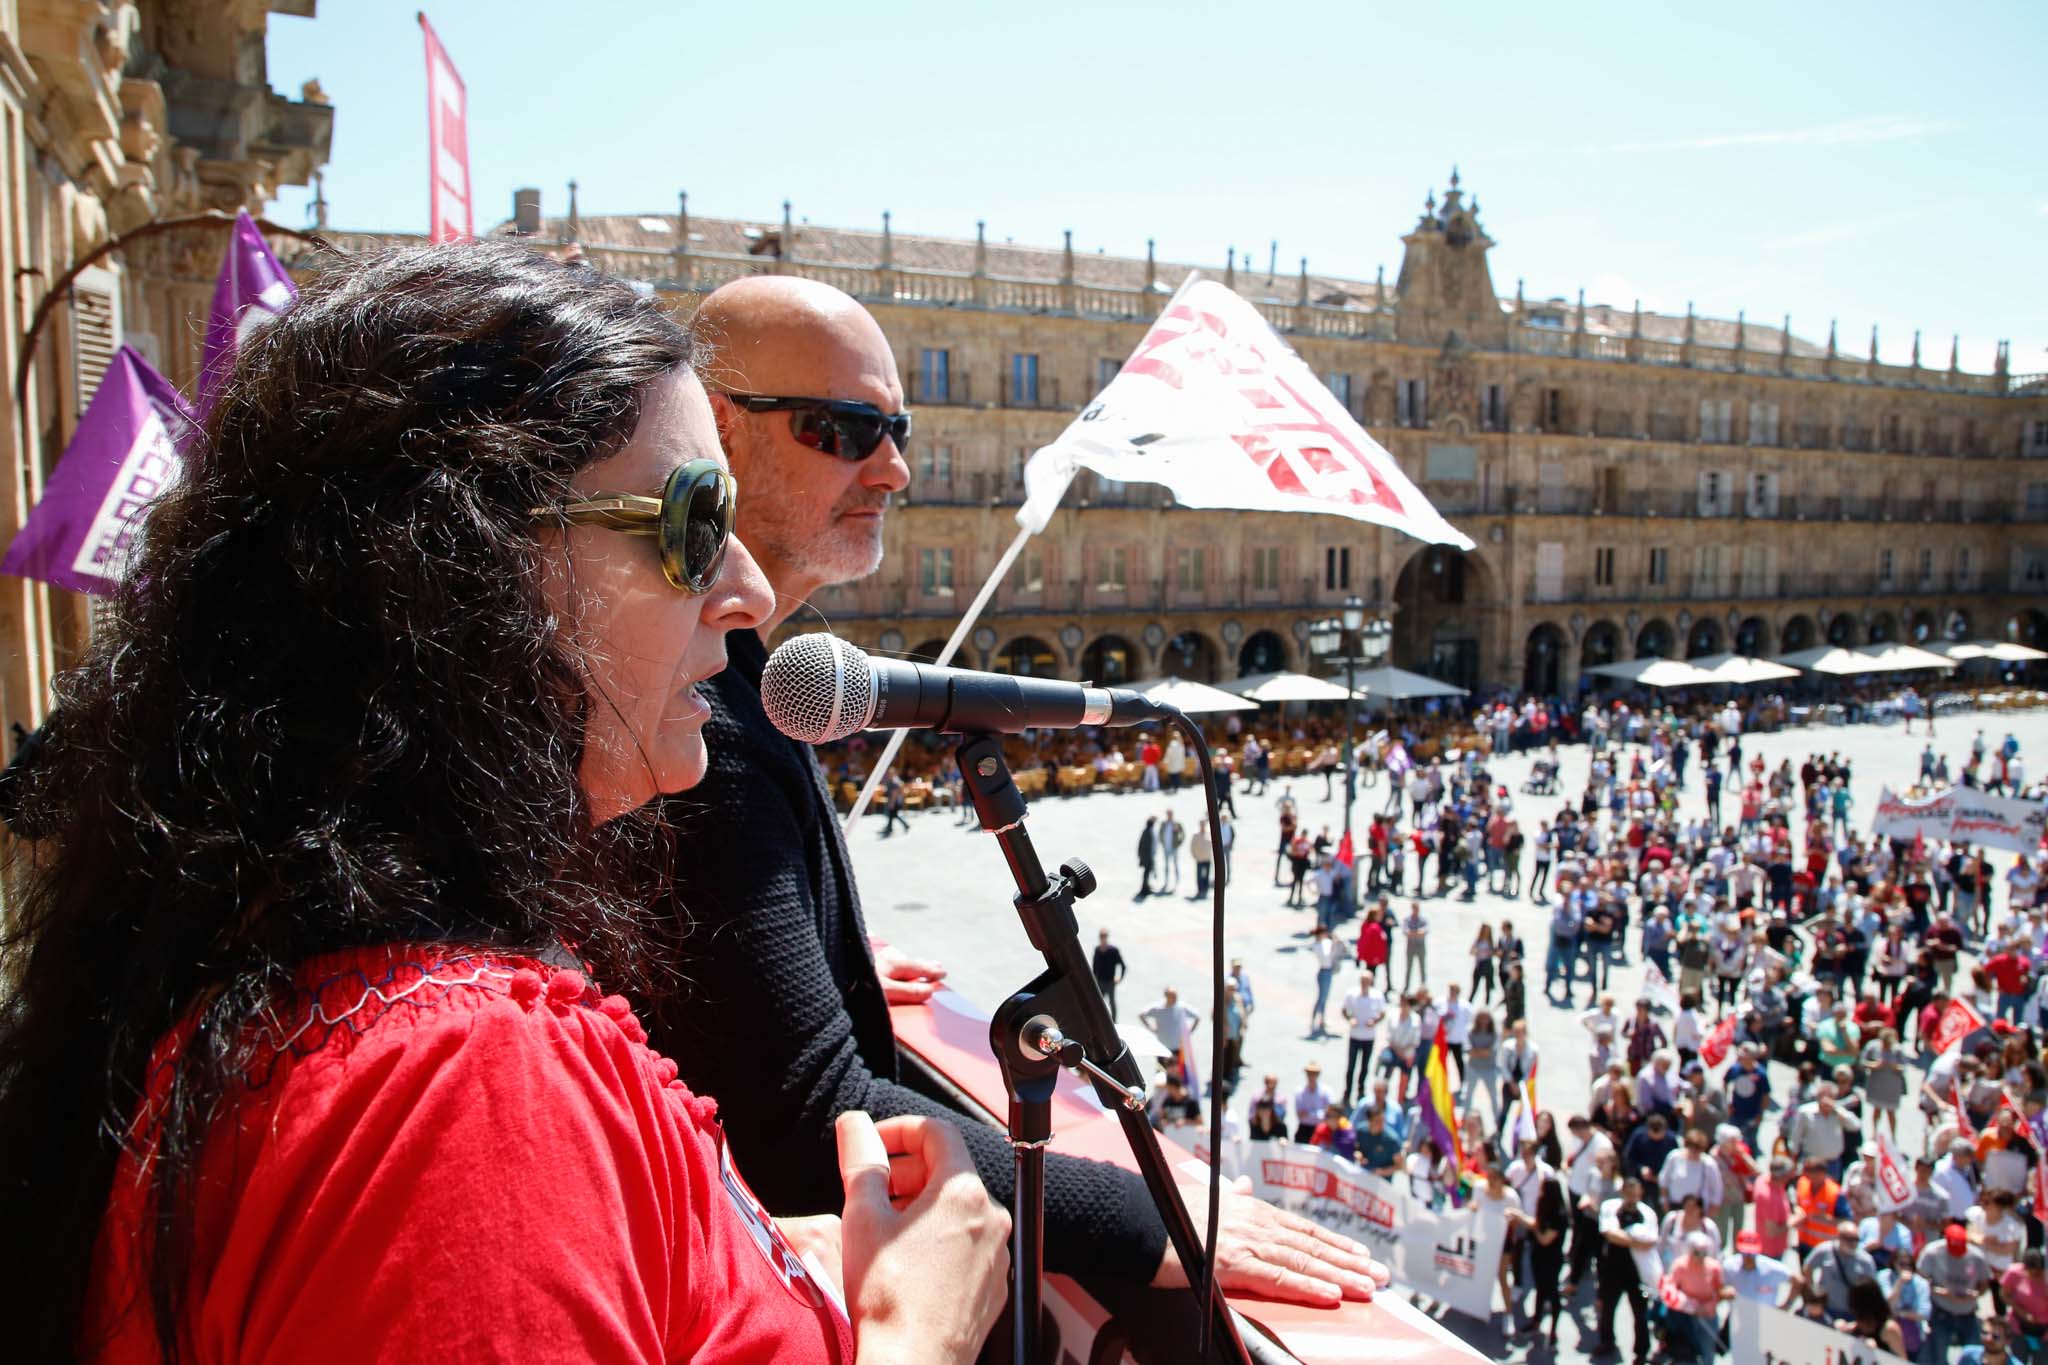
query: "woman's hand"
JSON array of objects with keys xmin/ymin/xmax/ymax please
[
  {"xmin": 773, "ymin": 1214, "xmax": 843, "ymax": 1299},
  {"xmin": 837, "ymin": 1112, "xmax": 1009, "ymax": 1364},
  {"xmin": 873, "ymin": 945, "xmax": 947, "ymax": 1005},
  {"xmin": 1152, "ymin": 1181, "xmax": 1389, "ymax": 1306}
]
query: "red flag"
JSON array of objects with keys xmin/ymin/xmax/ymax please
[
  {"xmin": 1931, "ymin": 999, "xmax": 1986, "ymax": 1055},
  {"xmin": 419, "ymin": 14, "xmax": 472, "ymax": 242},
  {"xmin": 1700, "ymin": 1015, "xmax": 1737, "ymax": 1068},
  {"xmin": 1336, "ymin": 830, "xmax": 1355, "ymax": 868}
]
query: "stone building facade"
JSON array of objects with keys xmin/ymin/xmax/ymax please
[
  {"xmin": 516, "ymin": 176, "xmax": 2047, "ymax": 698},
  {"xmin": 0, "ymin": 0, "xmax": 330, "ymax": 739}
]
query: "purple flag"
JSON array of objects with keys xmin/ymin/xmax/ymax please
[
  {"xmin": 198, "ymin": 209, "xmax": 296, "ymax": 413},
  {"xmin": 0, "ymin": 347, "xmax": 194, "ymax": 595}
]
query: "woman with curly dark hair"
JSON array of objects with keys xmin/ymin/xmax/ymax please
[{"xmin": 0, "ymin": 242, "xmax": 1007, "ymax": 1364}]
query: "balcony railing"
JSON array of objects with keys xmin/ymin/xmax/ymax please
[
  {"xmin": 1524, "ymin": 571, "xmax": 2014, "ymax": 608},
  {"xmin": 423, "ymin": 233, "xmax": 2040, "ymax": 400},
  {"xmin": 908, "ymin": 371, "xmax": 972, "ymax": 405},
  {"xmin": 998, "ymin": 374, "xmax": 1063, "ymax": 410}
]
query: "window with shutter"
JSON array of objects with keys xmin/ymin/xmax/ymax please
[
  {"xmin": 1534, "ymin": 542, "xmax": 1565, "ymax": 602},
  {"xmin": 70, "ymin": 266, "xmax": 121, "ymax": 412}
]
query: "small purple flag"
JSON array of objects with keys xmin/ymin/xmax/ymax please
[
  {"xmin": 1, "ymin": 347, "xmax": 194, "ymax": 596},
  {"xmin": 198, "ymin": 209, "xmax": 297, "ymax": 413}
]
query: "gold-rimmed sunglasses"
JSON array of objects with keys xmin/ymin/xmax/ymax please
[{"xmin": 529, "ymin": 457, "xmax": 734, "ymax": 593}]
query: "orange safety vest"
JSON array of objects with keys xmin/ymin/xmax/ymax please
[{"xmin": 1794, "ymin": 1175, "xmax": 1842, "ymax": 1248}]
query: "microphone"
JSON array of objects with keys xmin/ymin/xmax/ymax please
[{"xmin": 761, "ymin": 634, "xmax": 1172, "ymax": 744}]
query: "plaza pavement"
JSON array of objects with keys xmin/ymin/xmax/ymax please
[{"xmin": 849, "ymin": 703, "xmax": 2048, "ymax": 1362}]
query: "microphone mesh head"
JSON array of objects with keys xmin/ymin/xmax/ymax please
[{"xmin": 761, "ymin": 634, "xmax": 875, "ymax": 744}]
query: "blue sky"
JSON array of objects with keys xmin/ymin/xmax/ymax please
[{"xmin": 266, "ymin": 1, "xmax": 2045, "ymax": 376}]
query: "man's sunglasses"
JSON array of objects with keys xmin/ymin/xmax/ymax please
[
  {"xmin": 530, "ymin": 457, "xmax": 734, "ymax": 594},
  {"xmin": 725, "ymin": 393, "xmax": 911, "ymax": 461}
]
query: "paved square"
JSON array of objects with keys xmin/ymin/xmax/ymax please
[{"xmin": 849, "ymin": 702, "xmax": 2048, "ymax": 1361}]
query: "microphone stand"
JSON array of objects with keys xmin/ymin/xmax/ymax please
[{"xmin": 956, "ymin": 732, "xmax": 1251, "ymax": 1365}]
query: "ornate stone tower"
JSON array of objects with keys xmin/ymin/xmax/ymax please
[{"xmin": 1393, "ymin": 167, "xmax": 1506, "ymax": 347}]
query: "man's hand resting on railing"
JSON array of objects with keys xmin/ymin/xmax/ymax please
[{"xmin": 1152, "ymin": 1178, "xmax": 1392, "ymax": 1307}]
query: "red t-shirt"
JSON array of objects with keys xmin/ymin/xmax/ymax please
[
  {"xmin": 1986, "ymin": 952, "xmax": 2031, "ymax": 996},
  {"xmin": 83, "ymin": 946, "xmax": 853, "ymax": 1364},
  {"xmin": 1359, "ymin": 921, "xmax": 1389, "ymax": 966}
]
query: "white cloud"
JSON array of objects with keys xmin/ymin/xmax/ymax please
[{"xmin": 1612, "ymin": 115, "xmax": 1963, "ymax": 154}]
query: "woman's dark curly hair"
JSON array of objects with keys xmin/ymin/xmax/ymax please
[{"xmin": 0, "ymin": 241, "xmax": 697, "ymax": 1360}]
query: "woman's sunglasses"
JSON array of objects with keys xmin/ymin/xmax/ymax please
[
  {"xmin": 726, "ymin": 393, "xmax": 911, "ymax": 461},
  {"xmin": 530, "ymin": 457, "xmax": 734, "ymax": 594}
]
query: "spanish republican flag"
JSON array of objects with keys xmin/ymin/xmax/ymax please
[{"xmin": 1420, "ymin": 1019, "xmax": 1464, "ymax": 1196}]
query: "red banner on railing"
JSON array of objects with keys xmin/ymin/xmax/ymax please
[{"xmin": 419, "ymin": 13, "xmax": 472, "ymax": 242}]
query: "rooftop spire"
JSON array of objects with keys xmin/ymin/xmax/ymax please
[
  {"xmin": 1298, "ymin": 256, "xmax": 1309, "ymax": 307},
  {"xmin": 1143, "ymin": 236, "xmax": 1154, "ymax": 292},
  {"xmin": 1225, "ymin": 246, "xmax": 1235, "ymax": 288},
  {"xmin": 565, "ymin": 178, "xmax": 579, "ymax": 242},
  {"xmin": 880, "ymin": 210, "xmax": 893, "ymax": 268},
  {"xmin": 1449, "ymin": 164, "xmax": 1460, "ymax": 191}
]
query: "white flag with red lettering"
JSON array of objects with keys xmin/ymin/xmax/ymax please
[
  {"xmin": 419, "ymin": 14, "xmax": 472, "ymax": 243},
  {"xmin": 1870, "ymin": 1131, "xmax": 1916, "ymax": 1213},
  {"xmin": 1016, "ymin": 277, "xmax": 1473, "ymax": 549},
  {"xmin": 1930, "ymin": 998, "xmax": 1985, "ymax": 1055}
]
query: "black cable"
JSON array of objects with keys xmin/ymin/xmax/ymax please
[{"xmin": 1172, "ymin": 710, "xmax": 1230, "ymax": 1357}]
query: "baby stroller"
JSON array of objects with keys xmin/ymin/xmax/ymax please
[{"xmin": 1522, "ymin": 758, "xmax": 1559, "ymax": 795}]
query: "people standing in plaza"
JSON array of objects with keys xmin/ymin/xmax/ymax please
[
  {"xmin": 1403, "ymin": 901, "xmax": 1430, "ymax": 992},
  {"xmin": 1157, "ymin": 808, "xmax": 1183, "ymax": 893},
  {"xmin": 1314, "ymin": 851, "xmax": 1342, "ymax": 930},
  {"xmin": 880, "ymin": 770, "xmax": 910, "ymax": 836},
  {"xmin": 1341, "ymin": 972, "xmax": 1385, "ymax": 1107},
  {"xmin": 1530, "ymin": 816, "xmax": 1555, "ymax": 901},
  {"xmin": 1162, "ymin": 732, "xmax": 1185, "ymax": 793},
  {"xmin": 1357, "ymin": 905, "xmax": 1390, "ymax": 987},
  {"xmin": 1092, "ymin": 928, "xmax": 1127, "ymax": 1021},
  {"xmin": 1190, "ymin": 817, "xmax": 1213, "ymax": 898},
  {"xmin": 1292, "ymin": 1063, "xmax": 1334, "ymax": 1144},
  {"xmin": 1135, "ymin": 815, "xmax": 1157, "ymax": 898},
  {"xmin": 1594, "ymin": 1177, "xmax": 1659, "ymax": 1365},
  {"xmin": 1471, "ymin": 922, "xmax": 1498, "ymax": 1004},
  {"xmin": 1309, "ymin": 924, "xmax": 1341, "ymax": 1038},
  {"xmin": 1275, "ymin": 801, "xmax": 1299, "ymax": 886},
  {"xmin": 1139, "ymin": 987, "xmax": 1199, "ymax": 1075}
]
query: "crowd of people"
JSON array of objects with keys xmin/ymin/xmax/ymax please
[{"xmin": 1137, "ymin": 699, "xmax": 2048, "ymax": 1364}]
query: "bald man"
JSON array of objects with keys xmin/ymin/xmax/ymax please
[{"xmin": 640, "ymin": 277, "xmax": 1384, "ymax": 1309}]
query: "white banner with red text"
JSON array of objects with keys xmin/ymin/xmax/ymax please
[
  {"xmin": 1871, "ymin": 785, "xmax": 2046, "ymax": 854},
  {"xmin": 1870, "ymin": 786, "xmax": 1959, "ymax": 845},
  {"xmin": 1948, "ymin": 788, "xmax": 2048, "ymax": 855},
  {"xmin": 1729, "ymin": 1298, "xmax": 1913, "ymax": 1365},
  {"xmin": 1235, "ymin": 1141, "xmax": 1507, "ymax": 1322}
]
